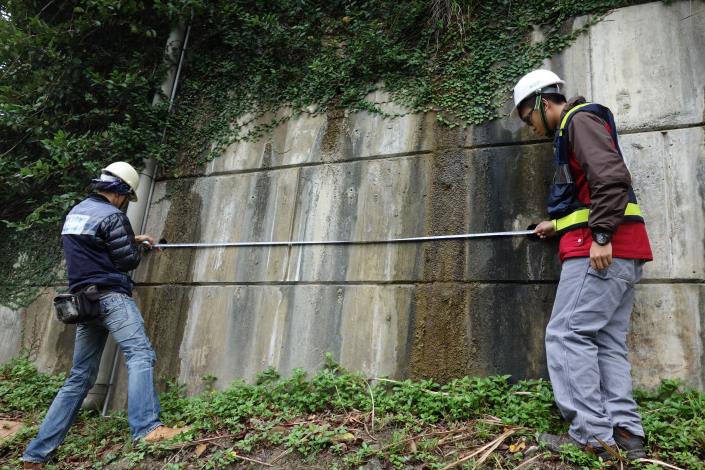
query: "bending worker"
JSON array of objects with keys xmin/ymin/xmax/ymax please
[
  {"xmin": 21, "ymin": 162, "xmax": 187, "ymax": 469},
  {"xmin": 513, "ymin": 70, "xmax": 652, "ymax": 461}
]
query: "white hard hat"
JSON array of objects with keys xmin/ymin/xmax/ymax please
[
  {"xmin": 102, "ymin": 162, "xmax": 140, "ymax": 201},
  {"xmin": 513, "ymin": 69, "xmax": 565, "ymax": 109}
]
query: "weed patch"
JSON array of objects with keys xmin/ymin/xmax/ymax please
[{"xmin": 0, "ymin": 357, "xmax": 702, "ymax": 469}]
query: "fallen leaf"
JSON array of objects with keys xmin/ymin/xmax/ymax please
[
  {"xmin": 332, "ymin": 432, "xmax": 356, "ymax": 443},
  {"xmin": 409, "ymin": 439, "xmax": 418, "ymax": 453},
  {"xmin": 509, "ymin": 440, "xmax": 526, "ymax": 453},
  {"xmin": 194, "ymin": 443, "xmax": 208, "ymax": 457}
]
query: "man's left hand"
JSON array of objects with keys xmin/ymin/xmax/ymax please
[{"xmin": 590, "ymin": 241, "xmax": 612, "ymax": 270}]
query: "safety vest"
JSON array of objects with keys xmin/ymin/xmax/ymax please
[{"xmin": 547, "ymin": 102, "xmax": 644, "ymax": 233}]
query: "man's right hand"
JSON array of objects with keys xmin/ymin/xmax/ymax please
[
  {"xmin": 534, "ymin": 220, "xmax": 556, "ymax": 239},
  {"xmin": 135, "ymin": 234, "xmax": 162, "ymax": 252}
]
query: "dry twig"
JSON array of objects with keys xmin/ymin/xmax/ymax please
[
  {"xmin": 441, "ymin": 429, "xmax": 515, "ymax": 470},
  {"xmin": 167, "ymin": 433, "xmax": 241, "ymax": 450},
  {"xmin": 513, "ymin": 454, "xmax": 542, "ymax": 470},
  {"xmin": 636, "ymin": 459, "xmax": 686, "ymax": 470}
]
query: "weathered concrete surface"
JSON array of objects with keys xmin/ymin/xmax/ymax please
[
  {"xmin": 128, "ymin": 285, "xmax": 415, "ymax": 396},
  {"xmin": 411, "ymin": 284, "xmax": 555, "ymax": 382},
  {"xmin": 588, "ymin": 2, "xmax": 705, "ymax": 131},
  {"xmin": 630, "ymin": 284, "xmax": 705, "ymax": 390},
  {"xmin": 621, "ymin": 128, "xmax": 705, "ymax": 280},
  {"xmin": 111, "ymin": 283, "xmax": 551, "ymax": 399},
  {"xmin": 8, "ymin": 289, "xmax": 74, "ymax": 375},
  {"xmin": 3, "ymin": 2, "xmax": 704, "ymax": 399},
  {"xmin": 0, "ymin": 306, "xmax": 22, "ymax": 362},
  {"xmin": 136, "ymin": 170, "xmax": 297, "ymax": 284},
  {"xmin": 138, "ymin": 146, "xmax": 558, "ymax": 284}
]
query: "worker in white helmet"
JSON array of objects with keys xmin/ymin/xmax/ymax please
[
  {"xmin": 514, "ymin": 70, "xmax": 652, "ymax": 462},
  {"xmin": 22, "ymin": 162, "xmax": 187, "ymax": 469}
]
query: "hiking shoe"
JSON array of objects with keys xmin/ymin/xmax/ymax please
[
  {"xmin": 22, "ymin": 462, "xmax": 43, "ymax": 469},
  {"xmin": 538, "ymin": 432, "xmax": 619, "ymax": 462},
  {"xmin": 614, "ymin": 427, "xmax": 647, "ymax": 460},
  {"xmin": 143, "ymin": 425, "xmax": 190, "ymax": 443}
]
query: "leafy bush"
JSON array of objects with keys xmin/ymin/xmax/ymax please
[
  {"xmin": 0, "ymin": 1, "xmax": 172, "ymax": 231},
  {"xmin": 0, "ymin": 358, "xmax": 64, "ymax": 413}
]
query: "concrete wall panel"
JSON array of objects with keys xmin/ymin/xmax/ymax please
[
  {"xmin": 621, "ymin": 128, "xmax": 705, "ymax": 280},
  {"xmin": 134, "ymin": 283, "xmax": 556, "ymax": 395},
  {"xmin": 284, "ymin": 146, "xmax": 559, "ymax": 283},
  {"xmin": 589, "ymin": 2, "xmax": 705, "ymax": 130},
  {"xmin": 286, "ymin": 155, "xmax": 428, "ymax": 282},
  {"xmin": 164, "ymin": 285, "xmax": 415, "ymax": 395},
  {"xmin": 0, "ymin": 306, "xmax": 22, "ymax": 363},
  {"xmin": 194, "ymin": 96, "xmax": 437, "ymax": 177},
  {"xmin": 21, "ymin": 289, "xmax": 74, "ymax": 375},
  {"xmin": 136, "ymin": 169, "xmax": 298, "ymax": 284},
  {"xmin": 630, "ymin": 284, "xmax": 704, "ymax": 389}
]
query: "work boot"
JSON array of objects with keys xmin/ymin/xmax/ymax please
[
  {"xmin": 613, "ymin": 427, "xmax": 647, "ymax": 460},
  {"xmin": 143, "ymin": 425, "xmax": 190, "ymax": 443},
  {"xmin": 538, "ymin": 432, "xmax": 619, "ymax": 462},
  {"xmin": 22, "ymin": 462, "xmax": 43, "ymax": 469}
]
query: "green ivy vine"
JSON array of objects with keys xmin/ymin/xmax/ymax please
[{"xmin": 165, "ymin": 0, "xmax": 653, "ymax": 167}]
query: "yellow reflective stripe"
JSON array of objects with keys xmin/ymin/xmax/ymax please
[
  {"xmin": 624, "ymin": 203, "xmax": 642, "ymax": 217},
  {"xmin": 555, "ymin": 208, "xmax": 589, "ymax": 232},
  {"xmin": 559, "ymin": 103, "xmax": 591, "ymax": 136},
  {"xmin": 555, "ymin": 203, "xmax": 642, "ymax": 232}
]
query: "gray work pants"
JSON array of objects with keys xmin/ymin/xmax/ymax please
[{"xmin": 546, "ymin": 257, "xmax": 645, "ymax": 446}]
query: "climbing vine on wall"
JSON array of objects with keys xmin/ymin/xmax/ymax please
[
  {"xmin": 0, "ymin": 0, "xmax": 661, "ymax": 307},
  {"xmin": 0, "ymin": 224, "xmax": 65, "ymax": 309},
  {"xmin": 165, "ymin": 0, "xmax": 654, "ymax": 167}
]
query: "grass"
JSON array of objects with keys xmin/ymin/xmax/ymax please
[{"xmin": 0, "ymin": 355, "xmax": 703, "ymax": 469}]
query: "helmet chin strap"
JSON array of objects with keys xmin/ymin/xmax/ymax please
[{"xmin": 535, "ymin": 94, "xmax": 554, "ymax": 136}]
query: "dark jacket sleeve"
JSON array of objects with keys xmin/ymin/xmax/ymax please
[
  {"xmin": 568, "ymin": 112, "xmax": 631, "ymax": 234},
  {"xmin": 98, "ymin": 212, "xmax": 141, "ymax": 272}
]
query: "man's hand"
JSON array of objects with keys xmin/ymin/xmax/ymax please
[
  {"xmin": 534, "ymin": 220, "xmax": 556, "ymax": 239},
  {"xmin": 590, "ymin": 241, "xmax": 612, "ymax": 270},
  {"xmin": 135, "ymin": 234, "xmax": 160, "ymax": 252}
]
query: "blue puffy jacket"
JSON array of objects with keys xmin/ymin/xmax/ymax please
[{"xmin": 61, "ymin": 194, "xmax": 140, "ymax": 295}]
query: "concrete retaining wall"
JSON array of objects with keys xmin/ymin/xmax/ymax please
[{"xmin": 3, "ymin": 1, "xmax": 704, "ymax": 398}]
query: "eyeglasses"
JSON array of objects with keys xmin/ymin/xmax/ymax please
[
  {"xmin": 520, "ymin": 95, "xmax": 541, "ymax": 127},
  {"xmin": 520, "ymin": 109, "xmax": 534, "ymax": 126}
]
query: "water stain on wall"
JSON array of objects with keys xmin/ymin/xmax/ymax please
[
  {"xmin": 137, "ymin": 178, "xmax": 202, "ymax": 384},
  {"xmin": 136, "ymin": 286, "xmax": 192, "ymax": 388},
  {"xmin": 320, "ymin": 108, "xmax": 353, "ymax": 163},
  {"xmin": 410, "ymin": 125, "xmax": 475, "ymax": 382}
]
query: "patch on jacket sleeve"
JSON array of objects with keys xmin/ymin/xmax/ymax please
[{"xmin": 62, "ymin": 214, "xmax": 92, "ymax": 235}]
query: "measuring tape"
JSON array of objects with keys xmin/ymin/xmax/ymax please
[{"xmin": 149, "ymin": 229, "xmax": 536, "ymax": 249}]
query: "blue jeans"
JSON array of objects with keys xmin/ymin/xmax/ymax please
[{"xmin": 22, "ymin": 293, "xmax": 162, "ymax": 464}]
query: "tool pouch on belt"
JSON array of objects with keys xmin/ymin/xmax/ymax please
[{"xmin": 53, "ymin": 285, "xmax": 102, "ymax": 324}]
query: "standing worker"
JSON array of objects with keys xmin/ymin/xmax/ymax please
[
  {"xmin": 21, "ymin": 162, "xmax": 187, "ymax": 469},
  {"xmin": 513, "ymin": 70, "xmax": 652, "ymax": 461}
]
